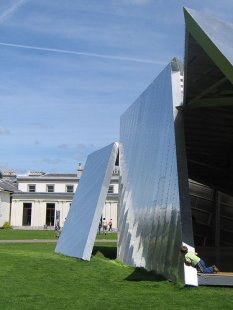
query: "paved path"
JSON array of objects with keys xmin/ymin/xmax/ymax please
[{"xmin": 0, "ymin": 239, "xmax": 117, "ymax": 243}]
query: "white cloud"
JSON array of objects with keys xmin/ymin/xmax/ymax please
[
  {"xmin": 57, "ymin": 144, "xmax": 69, "ymax": 149},
  {"xmin": 3, "ymin": 3, "xmax": 176, "ymax": 58},
  {"xmin": 122, "ymin": 0, "xmax": 152, "ymax": 5},
  {"xmin": 0, "ymin": 127, "xmax": 10, "ymax": 135},
  {"xmin": 76, "ymin": 143, "xmax": 95, "ymax": 150},
  {"xmin": 0, "ymin": 42, "xmax": 165, "ymax": 65},
  {"xmin": 42, "ymin": 158, "xmax": 62, "ymax": 165},
  {"xmin": 0, "ymin": 0, "xmax": 29, "ymax": 24},
  {"xmin": 0, "ymin": 162, "xmax": 11, "ymax": 171}
]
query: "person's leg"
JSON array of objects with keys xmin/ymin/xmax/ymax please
[{"xmin": 198, "ymin": 259, "xmax": 214, "ymax": 273}]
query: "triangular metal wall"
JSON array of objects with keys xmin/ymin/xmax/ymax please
[
  {"xmin": 117, "ymin": 59, "xmax": 196, "ymax": 284},
  {"xmin": 55, "ymin": 142, "xmax": 118, "ymax": 260}
]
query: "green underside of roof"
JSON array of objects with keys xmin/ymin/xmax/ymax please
[{"xmin": 184, "ymin": 9, "xmax": 233, "ymax": 85}]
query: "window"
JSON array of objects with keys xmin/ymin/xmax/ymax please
[
  {"xmin": 46, "ymin": 203, "xmax": 55, "ymax": 226},
  {"xmin": 28, "ymin": 184, "xmax": 36, "ymax": 192},
  {"xmin": 108, "ymin": 185, "xmax": 114, "ymax": 194},
  {"xmin": 66, "ymin": 185, "xmax": 74, "ymax": 193},
  {"xmin": 47, "ymin": 184, "xmax": 54, "ymax": 192},
  {"xmin": 22, "ymin": 203, "xmax": 32, "ymax": 226}
]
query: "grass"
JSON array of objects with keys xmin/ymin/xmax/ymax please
[
  {"xmin": 0, "ymin": 229, "xmax": 117, "ymax": 240},
  {"xmin": 0, "ymin": 242, "xmax": 232, "ymax": 310},
  {"xmin": 0, "ymin": 229, "xmax": 56, "ymax": 240},
  {"xmin": 96, "ymin": 231, "xmax": 117, "ymax": 240}
]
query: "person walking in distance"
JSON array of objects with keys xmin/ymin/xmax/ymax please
[
  {"xmin": 102, "ymin": 218, "xmax": 108, "ymax": 235},
  {"xmin": 108, "ymin": 219, "xmax": 113, "ymax": 232}
]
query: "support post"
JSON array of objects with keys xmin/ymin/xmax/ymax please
[{"xmin": 214, "ymin": 190, "xmax": 221, "ymax": 248}]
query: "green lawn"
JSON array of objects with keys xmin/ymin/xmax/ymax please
[
  {"xmin": 96, "ymin": 231, "xmax": 117, "ymax": 240},
  {"xmin": 0, "ymin": 242, "xmax": 232, "ymax": 310},
  {"xmin": 0, "ymin": 229, "xmax": 57, "ymax": 240},
  {"xmin": 0, "ymin": 229, "xmax": 117, "ymax": 240}
]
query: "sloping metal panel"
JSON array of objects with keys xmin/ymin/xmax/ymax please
[
  {"xmin": 183, "ymin": 8, "xmax": 233, "ymax": 196},
  {"xmin": 55, "ymin": 142, "xmax": 118, "ymax": 260},
  {"xmin": 184, "ymin": 7, "xmax": 233, "ymax": 84},
  {"xmin": 118, "ymin": 60, "xmax": 196, "ymax": 284},
  {"xmin": 185, "ymin": 8, "xmax": 233, "ymax": 65}
]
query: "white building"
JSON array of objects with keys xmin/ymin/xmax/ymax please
[
  {"xmin": 0, "ymin": 178, "xmax": 18, "ymax": 227},
  {"xmin": 5, "ymin": 169, "xmax": 119, "ymax": 230}
]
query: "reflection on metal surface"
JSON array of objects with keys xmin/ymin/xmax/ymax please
[
  {"xmin": 55, "ymin": 142, "xmax": 118, "ymax": 260},
  {"xmin": 118, "ymin": 59, "xmax": 194, "ymax": 283}
]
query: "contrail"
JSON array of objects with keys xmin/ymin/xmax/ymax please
[
  {"xmin": 0, "ymin": 42, "xmax": 166, "ymax": 65},
  {"xmin": 0, "ymin": 0, "xmax": 29, "ymax": 23}
]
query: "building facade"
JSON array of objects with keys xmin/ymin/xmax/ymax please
[
  {"xmin": 1, "ymin": 169, "xmax": 119, "ymax": 230},
  {"xmin": 0, "ymin": 178, "xmax": 18, "ymax": 227}
]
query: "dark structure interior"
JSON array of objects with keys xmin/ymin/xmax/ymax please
[
  {"xmin": 184, "ymin": 34, "xmax": 233, "ymax": 194},
  {"xmin": 183, "ymin": 27, "xmax": 233, "ymax": 271}
]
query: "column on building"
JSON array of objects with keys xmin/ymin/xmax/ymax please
[
  {"xmin": 11, "ymin": 200, "xmax": 23, "ymax": 227},
  {"xmin": 31, "ymin": 200, "xmax": 46, "ymax": 228},
  {"xmin": 102, "ymin": 202, "xmax": 118, "ymax": 229},
  {"xmin": 56, "ymin": 200, "xmax": 71, "ymax": 228}
]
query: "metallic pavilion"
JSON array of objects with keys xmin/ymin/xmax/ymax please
[{"xmin": 56, "ymin": 8, "xmax": 233, "ymax": 286}]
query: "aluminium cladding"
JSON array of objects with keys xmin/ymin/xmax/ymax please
[
  {"xmin": 55, "ymin": 142, "xmax": 118, "ymax": 260},
  {"xmin": 117, "ymin": 58, "xmax": 195, "ymax": 284}
]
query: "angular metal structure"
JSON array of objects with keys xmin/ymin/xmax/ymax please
[
  {"xmin": 118, "ymin": 58, "xmax": 195, "ymax": 284},
  {"xmin": 118, "ymin": 7, "xmax": 233, "ymax": 286},
  {"xmin": 55, "ymin": 142, "xmax": 118, "ymax": 260},
  {"xmin": 55, "ymin": 7, "xmax": 233, "ymax": 287},
  {"xmin": 183, "ymin": 8, "xmax": 233, "ymax": 285},
  {"xmin": 183, "ymin": 7, "xmax": 233, "ymax": 194}
]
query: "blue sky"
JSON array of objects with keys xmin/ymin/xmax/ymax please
[{"xmin": 0, "ymin": 0, "xmax": 232, "ymax": 174}]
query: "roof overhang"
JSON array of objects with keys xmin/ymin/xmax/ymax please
[{"xmin": 183, "ymin": 8, "xmax": 233, "ymax": 195}]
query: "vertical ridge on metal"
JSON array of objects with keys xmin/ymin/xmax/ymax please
[
  {"xmin": 118, "ymin": 59, "xmax": 195, "ymax": 284},
  {"xmin": 55, "ymin": 142, "xmax": 119, "ymax": 260}
]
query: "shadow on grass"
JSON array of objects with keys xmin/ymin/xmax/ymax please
[
  {"xmin": 92, "ymin": 246, "xmax": 117, "ymax": 259},
  {"xmin": 125, "ymin": 267, "xmax": 166, "ymax": 282},
  {"xmin": 92, "ymin": 246, "xmax": 167, "ymax": 283}
]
